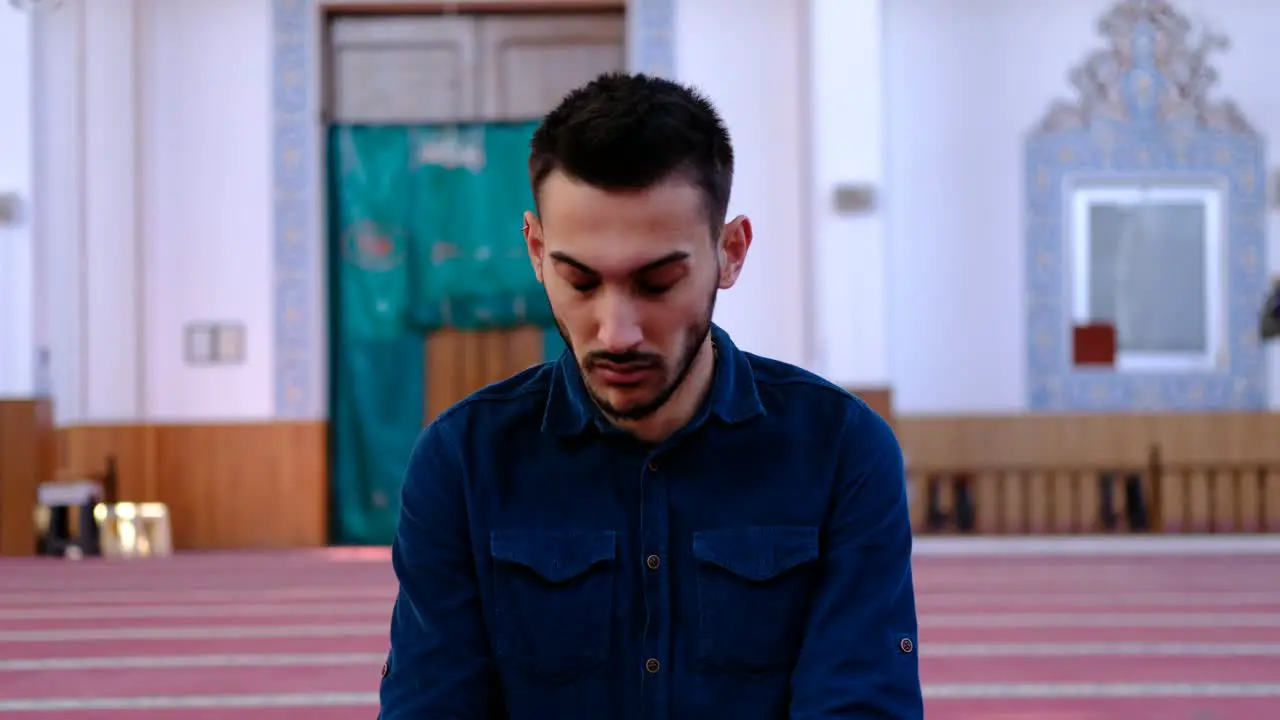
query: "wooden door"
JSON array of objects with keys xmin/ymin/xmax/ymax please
[
  {"xmin": 328, "ymin": 11, "xmax": 624, "ymax": 422},
  {"xmin": 424, "ymin": 327, "xmax": 548, "ymax": 419}
]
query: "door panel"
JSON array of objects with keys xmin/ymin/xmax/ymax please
[
  {"xmin": 477, "ymin": 15, "xmax": 626, "ymax": 120},
  {"xmin": 424, "ymin": 327, "xmax": 548, "ymax": 421},
  {"xmin": 328, "ymin": 16, "xmax": 478, "ymax": 123}
]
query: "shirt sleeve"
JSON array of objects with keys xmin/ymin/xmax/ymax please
[
  {"xmin": 378, "ymin": 419, "xmax": 504, "ymax": 719},
  {"xmin": 788, "ymin": 403, "xmax": 924, "ymax": 719}
]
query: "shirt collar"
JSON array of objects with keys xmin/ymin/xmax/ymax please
[{"xmin": 541, "ymin": 323, "xmax": 765, "ymax": 437}]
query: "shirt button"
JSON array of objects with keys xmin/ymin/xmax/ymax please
[
  {"xmin": 645, "ymin": 554, "xmax": 661, "ymax": 570},
  {"xmin": 645, "ymin": 657, "xmax": 661, "ymax": 673},
  {"xmin": 647, "ymin": 460, "xmax": 658, "ymax": 472}
]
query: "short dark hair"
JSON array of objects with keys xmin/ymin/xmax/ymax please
[{"xmin": 528, "ymin": 72, "xmax": 734, "ymax": 237}]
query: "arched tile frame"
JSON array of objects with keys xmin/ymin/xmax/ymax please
[{"xmin": 1024, "ymin": 0, "xmax": 1268, "ymax": 412}]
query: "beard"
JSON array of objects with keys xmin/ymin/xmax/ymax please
[{"xmin": 552, "ymin": 287, "xmax": 717, "ymax": 423}]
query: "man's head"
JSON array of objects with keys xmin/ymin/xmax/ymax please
[{"xmin": 523, "ymin": 72, "xmax": 752, "ymax": 425}]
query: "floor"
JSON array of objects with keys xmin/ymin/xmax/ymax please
[{"xmin": 2, "ymin": 537, "xmax": 1279, "ymax": 718}]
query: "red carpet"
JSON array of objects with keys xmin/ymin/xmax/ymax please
[{"xmin": 1, "ymin": 542, "xmax": 1277, "ymax": 718}]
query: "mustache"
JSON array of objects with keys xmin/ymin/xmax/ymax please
[{"xmin": 585, "ymin": 351, "xmax": 663, "ymax": 368}]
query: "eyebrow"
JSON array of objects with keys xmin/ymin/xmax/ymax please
[{"xmin": 548, "ymin": 250, "xmax": 690, "ymax": 277}]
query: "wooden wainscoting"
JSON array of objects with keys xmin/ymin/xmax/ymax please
[
  {"xmin": 58, "ymin": 421, "xmax": 327, "ymax": 550},
  {"xmin": 0, "ymin": 399, "xmax": 56, "ymax": 556},
  {"xmin": 57, "ymin": 424, "xmax": 159, "ymax": 502},
  {"xmin": 898, "ymin": 412, "xmax": 1280, "ymax": 535},
  {"xmin": 897, "ymin": 412, "xmax": 1280, "ymax": 467}
]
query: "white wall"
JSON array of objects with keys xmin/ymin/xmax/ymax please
[
  {"xmin": 809, "ymin": 0, "xmax": 888, "ymax": 388},
  {"xmin": 885, "ymin": 0, "xmax": 1280, "ymax": 413},
  {"xmin": 0, "ymin": 7, "xmax": 34, "ymax": 398},
  {"xmin": 34, "ymin": 0, "xmax": 272, "ymax": 424},
  {"xmin": 674, "ymin": 0, "xmax": 811, "ymax": 369},
  {"xmin": 675, "ymin": 0, "xmax": 892, "ymax": 387},
  {"xmin": 139, "ymin": 0, "xmax": 273, "ymax": 420}
]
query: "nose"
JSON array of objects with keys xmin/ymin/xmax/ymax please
[{"xmin": 596, "ymin": 293, "xmax": 643, "ymax": 352}]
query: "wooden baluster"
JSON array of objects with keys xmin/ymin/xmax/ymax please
[
  {"xmin": 974, "ymin": 470, "xmax": 999, "ymax": 535},
  {"xmin": 1263, "ymin": 466, "xmax": 1280, "ymax": 533},
  {"xmin": 1234, "ymin": 468, "xmax": 1258, "ymax": 533}
]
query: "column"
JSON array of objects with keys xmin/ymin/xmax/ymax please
[
  {"xmin": 34, "ymin": 0, "xmax": 143, "ymax": 424},
  {"xmin": 674, "ymin": 0, "xmax": 810, "ymax": 367},
  {"xmin": 0, "ymin": 6, "xmax": 35, "ymax": 398},
  {"xmin": 809, "ymin": 0, "xmax": 890, "ymax": 388}
]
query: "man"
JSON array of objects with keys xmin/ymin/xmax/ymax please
[{"xmin": 379, "ymin": 72, "xmax": 922, "ymax": 719}]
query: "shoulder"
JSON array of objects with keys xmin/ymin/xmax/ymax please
[
  {"xmin": 744, "ymin": 355, "xmax": 907, "ymax": 535},
  {"xmin": 744, "ymin": 352, "xmax": 902, "ymax": 506},
  {"xmin": 746, "ymin": 352, "xmax": 896, "ymax": 444},
  {"xmin": 401, "ymin": 361, "xmax": 555, "ymax": 500},
  {"xmin": 428, "ymin": 361, "xmax": 555, "ymax": 441}
]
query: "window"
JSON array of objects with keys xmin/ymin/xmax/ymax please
[{"xmin": 1068, "ymin": 184, "xmax": 1224, "ymax": 372}]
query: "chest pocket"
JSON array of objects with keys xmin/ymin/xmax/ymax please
[
  {"xmin": 489, "ymin": 529, "xmax": 617, "ymax": 682},
  {"xmin": 692, "ymin": 525, "xmax": 820, "ymax": 675}
]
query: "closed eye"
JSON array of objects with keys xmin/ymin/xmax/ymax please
[
  {"xmin": 635, "ymin": 266, "xmax": 684, "ymax": 297},
  {"xmin": 637, "ymin": 282, "xmax": 673, "ymax": 297}
]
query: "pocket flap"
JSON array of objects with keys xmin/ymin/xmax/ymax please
[
  {"xmin": 490, "ymin": 529, "xmax": 617, "ymax": 583},
  {"xmin": 692, "ymin": 526, "xmax": 819, "ymax": 582}
]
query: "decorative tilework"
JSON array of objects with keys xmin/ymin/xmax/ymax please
[
  {"xmin": 1024, "ymin": 0, "xmax": 1268, "ymax": 412},
  {"xmin": 270, "ymin": 0, "xmax": 677, "ymax": 419},
  {"xmin": 271, "ymin": 0, "xmax": 315, "ymax": 419},
  {"xmin": 630, "ymin": 0, "xmax": 676, "ymax": 78}
]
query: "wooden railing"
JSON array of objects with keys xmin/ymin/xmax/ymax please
[{"xmin": 909, "ymin": 444, "xmax": 1280, "ymax": 535}]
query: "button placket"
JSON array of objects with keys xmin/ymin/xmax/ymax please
[
  {"xmin": 638, "ymin": 452, "xmax": 669, "ymax": 697},
  {"xmin": 642, "ymin": 458, "xmax": 662, "ymax": 572}
]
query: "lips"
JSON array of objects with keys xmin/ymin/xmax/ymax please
[{"xmin": 593, "ymin": 363, "xmax": 656, "ymax": 386}]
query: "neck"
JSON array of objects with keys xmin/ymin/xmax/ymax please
[{"xmin": 618, "ymin": 335, "xmax": 717, "ymax": 444}]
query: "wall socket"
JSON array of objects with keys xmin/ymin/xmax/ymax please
[{"xmin": 184, "ymin": 322, "xmax": 247, "ymax": 365}]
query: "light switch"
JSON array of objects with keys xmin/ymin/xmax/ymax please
[
  {"xmin": 184, "ymin": 322, "xmax": 247, "ymax": 365},
  {"xmin": 832, "ymin": 183, "xmax": 877, "ymax": 215},
  {"xmin": 184, "ymin": 324, "xmax": 216, "ymax": 364},
  {"xmin": 213, "ymin": 324, "xmax": 246, "ymax": 364}
]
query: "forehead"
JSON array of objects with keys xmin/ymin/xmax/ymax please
[{"xmin": 537, "ymin": 171, "xmax": 710, "ymax": 271}]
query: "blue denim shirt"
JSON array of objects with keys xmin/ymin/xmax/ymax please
[{"xmin": 379, "ymin": 325, "xmax": 922, "ymax": 719}]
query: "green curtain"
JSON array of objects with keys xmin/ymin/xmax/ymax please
[{"xmin": 326, "ymin": 121, "xmax": 558, "ymax": 545}]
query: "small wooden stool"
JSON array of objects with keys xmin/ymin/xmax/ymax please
[{"xmin": 34, "ymin": 479, "xmax": 104, "ymax": 558}]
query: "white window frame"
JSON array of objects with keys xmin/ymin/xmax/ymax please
[{"xmin": 1068, "ymin": 184, "xmax": 1224, "ymax": 373}]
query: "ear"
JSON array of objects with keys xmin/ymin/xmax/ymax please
[
  {"xmin": 523, "ymin": 211, "xmax": 545, "ymax": 284},
  {"xmin": 716, "ymin": 215, "xmax": 752, "ymax": 290}
]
